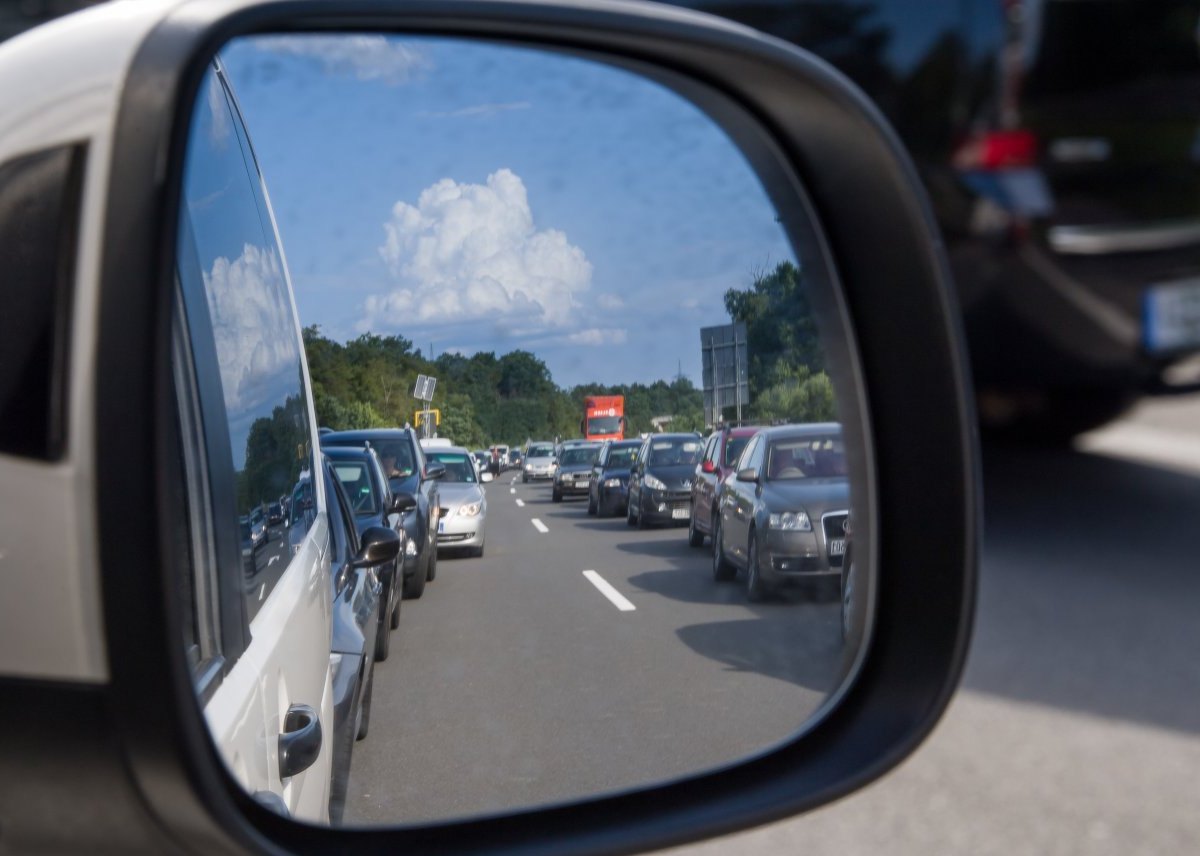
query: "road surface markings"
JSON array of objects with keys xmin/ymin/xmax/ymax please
[
  {"xmin": 582, "ymin": 570, "xmax": 636, "ymax": 612},
  {"xmin": 258, "ymin": 583, "xmax": 266, "ymax": 601},
  {"xmin": 516, "ymin": 499, "xmax": 525, "ymax": 508},
  {"xmin": 510, "ymin": 487, "xmax": 516, "ymax": 494},
  {"xmin": 531, "ymin": 518, "xmax": 549, "ymax": 533},
  {"xmin": 1078, "ymin": 421, "xmax": 1200, "ymax": 477},
  {"xmin": 268, "ymin": 555, "xmax": 280, "ymax": 567}
]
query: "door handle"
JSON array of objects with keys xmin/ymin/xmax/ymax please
[{"xmin": 278, "ymin": 703, "xmax": 323, "ymax": 779}]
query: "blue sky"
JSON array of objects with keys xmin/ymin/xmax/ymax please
[{"xmin": 221, "ymin": 35, "xmax": 796, "ymax": 389}]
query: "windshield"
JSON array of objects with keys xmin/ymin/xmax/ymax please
[
  {"xmin": 331, "ymin": 461, "xmax": 380, "ymax": 514},
  {"xmin": 724, "ymin": 435, "xmax": 751, "ymax": 467},
  {"xmin": 427, "ymin": 452, "xmax": 478, "ymax": 483},
  {"xmin": 587, "ymin": 415, "xmax": 622, "ymax": 435},
  {"xmin": 528, "ymin": 444, "xmax": 555, "ymax": 458},
  {"xmin": 560, "ymin": 446, "xmax": 599, "ymax": 466},
  {"xmin": 646, "ymin": 438, "xmax": 703, "ymax": 467},
  {"xmin": 765, "ymin": 435, "xmax": 846, "ymax": 480},
  {"xmin": 605, "ymin": 446, "xmax": 638, "ymax": 469}
]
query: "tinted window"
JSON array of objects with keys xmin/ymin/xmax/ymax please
[
  {"xmin": 605, "ymin": 445, "xmax": 638, "ymax": 469},
  {"xmin": 180, "ymin": 68, "xmax": 314, "ymax": 622},
  {"xmin": 765, "ymin": 434, "xmax": 846, "ymax": 480},
  {"xmin": 724, "ymin": 435, "xmax": 751, "ymax": 467},
  {"xmin": 425, "ymin": 451, "xmax": 477, "ymax": 483},
  {"xmin": 332, "ymin": 460, "xmax": 380, "ymax": 513},
  {"xmin": 0, "ymin": 144, "xmax": 84, "ymax": 460},
  {"xmin": 559, "ymin": 446, "xmax": 599, "ymax": 466}
]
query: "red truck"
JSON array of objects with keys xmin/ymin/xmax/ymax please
[{"xmin": 581, "ymin": 395, "xmax": 625, "ymax": 442}]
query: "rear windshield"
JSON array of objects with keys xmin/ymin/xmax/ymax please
[
  {"xmin": 646, "ymin": 438, "xmax": 703, "ymax": 467},
  {"xmin": 528, "ymin": 444, "xmax": 555, "ymax": 458},
  {"xmin": 605, "ymin": 445, "xmax": 639, "ymax": 468},
  {"xmin": 560, "ymin": 446, "xmax": 599, "ymax": 466}
]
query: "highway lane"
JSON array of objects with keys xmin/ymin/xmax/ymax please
[{"xmin": 346, "ymin": 472, "xmax": 846, "ymax": 825}]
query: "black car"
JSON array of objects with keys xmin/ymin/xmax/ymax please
[
  {"xmin": 627, "ymin": 433, "xmax": 705, "ymax": 528},
  {"xmin": 552, "ymin": 442, "xmax": 602, "ymax": 502},
  {"xmin": 323, "ymin": 445, "xmax": 417, "ymax": 662},
  {"xmin": 320, "ymin": 454, "xmax": 402, "ymax": 823},
  {"xmin": 322, "ymin": 428, "xmax": 445, "ymax": 599},
  {"xmin": 712, "ymin": 424, "xmax": 849, "ymax": 602},
  {"xmin": 587, "ymin": 439, "xmax": 642, "ymax": 517},
  {"xmin": 674, "ymin": 0, "xmax": 1200, "ymax": 439},
  {"xmin": 267, "ymin": 500, "xmax": 284, "ymax": 526}
]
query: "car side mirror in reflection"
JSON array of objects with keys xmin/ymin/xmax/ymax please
[
  {"xmin": 701, "ymin": 460, "xmax": 716, "ymax": 474},
  {"xmin": 424, "ymin": 461, "xmax": 447, "ymax": 480},
  {"xmin": 736, "ymin": 467, "xmax": 759, "ymax": 483},
  {"xmin": 389, "ymin": 492, "xmax": 417, "ymax": 514},
  {"xmin": 352, "ymin": 526, "xmax": 402, "ymax": 568},
  {"xmin": 481, "ymin": 471, "xmax": 494, "ymax": 483}
]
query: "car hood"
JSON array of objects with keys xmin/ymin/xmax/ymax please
[
  {"xmin": 526, "ymin": 455, "xmax": 555, "ymax": 465},
  {"xmin": 600, "ymin": 467, "xmax": 631, "ymax": 481},
  {"xmin": 643, "ymin": 464, "xmax": 697, "ymax": 490},
  {"xmin": 760, "ymin": 478, "xmax": 850, "ymax": 515},
  {"xmin": 557, "ymin": 462, "xmax": 594, "ymax": 475},
  {"xmin": 438, "ymin": 483, "xmax": 485, "ymax": 508}
]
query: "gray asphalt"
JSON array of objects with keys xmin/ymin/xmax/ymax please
[
  {"xmin": 346, "ymin": 476, "xmax": 847, "ymax": 824},
  {"xmin": 662, "ymin": 401, "xmax": 1200, "ymax": 856}
]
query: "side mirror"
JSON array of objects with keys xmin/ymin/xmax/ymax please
[
  {"xmin": 701, "ymin": 460, "xmax": 716, "ymax": 474},
  {"xmin": 352, "ymin": 526, "xmax": 401, "ymax": 568},
  {"xmin": 389, "ymin": 492, "xmax": 417, "ymax": 514},
  {"xmin": 481, "ymin": 471, "xmax": 494, "ymax": 483},
  {"xmin": 425, "ymin": 461, "xmax": 447, "ymax": 480},
  {"xmin": 736, "ymin": 467, "xmax": 759, "ymax": 483}
]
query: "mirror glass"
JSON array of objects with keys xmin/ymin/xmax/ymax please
[{"xmin": 174, "ymin": 33, "xmax": 867, "ymax": 827}]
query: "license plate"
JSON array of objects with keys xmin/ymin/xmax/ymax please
[
  {"xmin": 671, "ymin": 507, "xmax": 690, "ymax": 520},
  {"xmin": 829, "ymin": 538, "xmax": 845, "ymax": 556},
  {"xmin": 1144, "ymin": 277, "xmax": 1200, "ymax": 353}
]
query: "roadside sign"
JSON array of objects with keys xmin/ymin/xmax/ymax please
[{"xmin": 413, "ymin": 374, "xmax": 437, "ymax": 401}]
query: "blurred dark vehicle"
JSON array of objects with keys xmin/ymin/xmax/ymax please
[
  {"xmin": 323, "ymin": 445, "xmax": 417, "ymax": 663},
  {"xmin": 627, "ymin": 433, "xmax": 705, "ymax": 528},
  {"xmin": 553, "ymin": 442, "xmax": 602, "ymax": 502},
  {"xmin": 321, "ymin": 428, "xmax": 445, "ymax": 600},
  {"xmin": 668, "ymin": 0, "xmax": 1200, "ymax": 440},
  {"xmin": 588, "ymin": 439, "xmax": 643, "ymax": 517},
  {"xmin": 689, "ymin": 423, "xmax": 762, "ymax": 547},
  {"xmin": 712, "ymin": 424, "xmax": 849, "ymax": 601}
]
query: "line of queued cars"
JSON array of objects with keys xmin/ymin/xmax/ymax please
[{"xmin": 540, "ymin": 423, "xmax": 851, "ymax": 608}]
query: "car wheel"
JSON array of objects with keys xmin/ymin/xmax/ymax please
[
  {"xmin": 687, "ymin": 505, "xmax": 704, "ymax": 547},
  {"xmin": 712, "ymin": 517, "xmax": 736, "ymax": 582},
  {"xmin": 390, "ymin": 593, "xmax": 401, "ymax": 630},
  {"xmin": 746, "ymin": 530, "xmax": 768, "ymax": 602},
  {"xmin": 372, "ymin": 597, "xmax": 391, "ymax": 662},
  {"xmin": 356, "ymin": 662, "xmax": 374, "ymax": 741},
  {"xmin": 552, "ymin": 487, "xmax": 562, "ymax": 502},
  {"xmin": 426, "ymin": 542, "xmax": 438, "ymax": 581},
  {"xmin": 626, "ymin": 493, "xmax": 637, "ymax": 526},
  {"xmin": 402, "ymin": 560, "xmax": 426, "ymax": 599},
  {"xmin": 522, "ymin": 473, "xmax": 528, "ymax": 483},
  {"xmin": 327, "ymin": 708, "xmax": 356, "ymax": 825},
  {"xmin": 587, "ymin": 491, "xmax": 597, "ymax": 515},
  {"xmin": 635, "ymin": 495, "xmax": 648, "ymax": 529}
]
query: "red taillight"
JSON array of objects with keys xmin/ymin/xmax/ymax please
[{"xmin": 952, "ymin": 129, "xmax": 1038, "ymax": 170}]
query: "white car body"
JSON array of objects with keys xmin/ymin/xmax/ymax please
[{"xmin": 0, "ymin": 2, "xmax": 334, "ymax": 822}]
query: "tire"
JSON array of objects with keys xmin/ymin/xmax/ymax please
[
  {"xmin": 390, "ymin": 594, "xmax": 401, "ymax": 630},
  {"xmin": 635, "ymin": 495, "xmax": 648, "ymax": 530},
  {"xmin": 687, "ymin": 505, "xmax": 704, "ymax": 547},
  {"xmin": 746, "ymin": 530, "xmax": 768, "ymax": 602},
  {"xmin": 552, "ymin": 487, "xmax": 562, "ymax": 502},
  {"xmin": 327, "ymin": 710, "xmax": 356, "ymax": 825},
  {"xmin": 712, "ymin": 517, "xmax": 736, "ymax": 582},
  {"xmin": 587, "ymin": 491, "xmax": 597, "ymax": 515},
  {"xmin": 472, "ymin": 542, "xmax": 485, "ymax": 558},
  {"xmin": 373, "ymin": 600, "xmax": 391, "ymax": 662},
  {"xmin": 522, "ymin": 474, "xmax": 528, "ymax": 483},
  {"xmin": 356, "ymin": 663, "xmax": 374, "ymax": 741},
  {"xmin": 402, "ymin": 558, "xmax": 426, "ymax": 599},
  {"xmin": 425, "ymin": 542, "xmax": 438, "ymax": 581},
  {"xmin": 626, "ymin": 493, "xmax": 637, "ymax": 526}
]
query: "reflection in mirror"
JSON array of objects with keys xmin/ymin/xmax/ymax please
[{"xmin": 173, "ymin": 33, "xmax": 866, "ymax": 827}]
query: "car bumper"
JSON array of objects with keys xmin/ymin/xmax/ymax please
[
  {"xmin": 597, "ymin": 483, "xmax": 628, "ymax": 513},
  {"xmin": 758, "ymin": 529, "xmax": 843, "ymax": 581},
  {"xmin": 640, "ymin": 490, "xmax": 692, "ymax": 524},
  {"xmin": 437, "ymin": 515, "xmax": 486, "ymax": 549},
  {"xmin": 554, "ymin": 478, "xmax": 591, "ymax": 495}
]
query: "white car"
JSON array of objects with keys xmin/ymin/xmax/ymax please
[
  {"xmin": 522, "ymin": 441, "xmax": 558, "ymax": 482},
  {"xmin": 422, "ymin": 446, "xmax": 489, "ymax": 557}
]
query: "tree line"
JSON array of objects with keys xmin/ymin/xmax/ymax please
[{"xmin": 300, "ymin": 260, "xmax": 835, "ymax": 448}]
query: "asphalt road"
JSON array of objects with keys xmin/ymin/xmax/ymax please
[
  {"xmin": 346, "ymin": 475, "xmax": 848, "ymax": 824},
  {"xmin": 661, "ymin": 399, "xmax": 1200, "ymax": 856}
]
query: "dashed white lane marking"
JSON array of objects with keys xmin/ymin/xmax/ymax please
[
  {"xmin": 516, "ymin": 499, "xmax": 525, "ymax": 508},
  {"xmin": 258, "ymin": 583, "xmax": 266, "ymax": 601},
  {"xmin": 531, "ymin": 518, "xmax": 549, "ymax": 533},
  {"xmin": 1078, "ymin": 422, "xmax": 1200, "ymax": 477},
  {"xmin": 268, "ymin": 555, "xmax": 280, "ymax": 567},
  {"xmin": 510, "ymin": 487, "xmax": 516, "ymax": 494},
  {"xmin": 582, "ymin": 570, "xmax": 636, "ymax": 612}
]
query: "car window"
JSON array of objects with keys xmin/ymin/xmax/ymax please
[
  {"xmin": 766, "ymin": 434, "xmax": 846, "ymax": 480},
  {"xmin": 426, "ymin": 451, "xmax": 477, "ymax": 483},
  {"xmin": 724, "ymin": 435, "xmax": 751, "ymax": 467},
  {"xmin": 324, "ymin": 463, "xmax": 357, "ymax": 568},
  {"xmin": 605, "ymin": 445, "xmax": 638, "ymax": 469},
  {"xmin": 736, "ymin": 435, "xmax": 759, "ymax": 472},
  {"xmin": 332, "ymin": 460, "xmax": 381, "ymax": 513},
  {"xmin": 178, "ymin": 67, "xmax": 315, "ymax": 625},
  {"xmin": 646, "ymin": 437, "xmax": 704, "ymax": 466}
]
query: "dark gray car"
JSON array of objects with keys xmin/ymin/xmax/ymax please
[
  {"xmin": 552, "ymin": 442, "xmax": 602, "ymax": 502},
  {"xmin": 712, "ymin": 423, "xmax": 849, "ymax": 601},
  {"xmin": 627, "ymin": 433, "xmax": 705, "ymax": 528}
]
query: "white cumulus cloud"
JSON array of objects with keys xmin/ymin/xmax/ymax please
[
  {"xmin": 249, "ymin": 35, "xmax": 429, "ymax": 85},
  {"xmin": 564, "ymin": 328, "xmax": 628, "ymax": 346},
  {"xmin": 203, "ymin": 244, "xmax": 301, "ymax": 416},
  {"xmin": 366, "ymin": 169, "xmax": 592, "ymax": 329},
  {"xmin": 596, "ymin": 293, "xmax": 625, "ymax": 310}
]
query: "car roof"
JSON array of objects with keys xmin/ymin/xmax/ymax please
[
  {"xmin": 644, "ymin": 432, "xmax": 704, "ymax": 441},
  {"xmin": 757, "ymin": 422, "xmax": 843, "ymax": 440},
  {"xmin": 322, "ymin": 444, "xmax": 379, "ymax": 461},
  {"xmin": 424, "ymin": 445, "xmax": 472, "ymax": 456},
  {"xmin": 322, "ymin": 428, "xmax": 414, "ymax": 441}
]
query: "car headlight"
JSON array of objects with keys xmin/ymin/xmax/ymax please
[
  {"xmin": 643, "ymin": 474, "xmax": 667, "ymax": 491},
  {"xmin": 405, "ymin": 540, "xmax": 418, "ymax": 557},
  {"xmin": 525, "ymin": 463, "xmax": 532, "ymax": 471},
  {"xmin": 458, "ymin": 501, "xmax": 482, "ymax": 517},
  {"xmin": 768, "ymin": 511, "xmax": 812, "ymax": 531},
  {"xmin": 603, "ymin": 477, "xmax": 623, "ymax": 488}
]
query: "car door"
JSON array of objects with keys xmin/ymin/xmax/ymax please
[
  {"xmin": 590, "ymin": 441, "xmax": 607, "ymax": 503},
  {"xmin": 175, "ymin": 61, "xmax": 333, "ymax": 822},
  {"xmin": 721, "ymin": 434, "xmax": 761, "ymax": 566},
  {"xmin": 694, "ymin": 433, "xmax": 719, "ymax": 532},
  {"xmin": 629, "ymin": 437, "xmax": 649, "ymax": 511}
]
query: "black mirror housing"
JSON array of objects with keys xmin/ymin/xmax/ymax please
[
  {"xmin": 424, "ymin": 461, "xmax": 447, "ymax": 480},
  {"xmin": 352, "ymin": 526, "xmax": 402, "ymax": 568},
  {"xmin": 390, "ymin": 492, "xmax": 417, "ymax": 514}
]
